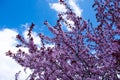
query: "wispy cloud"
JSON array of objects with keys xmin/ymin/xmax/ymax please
[
  {"xmin": 49, "ymin": 0, "xmax": 82, "ymax": 31},
  {"xmin": 49, "ymin": 3, "xmax": 67, "ymax": 13},
  {"xmin": 49, "ymin": 0, "xmax": 82, "ymax": 17},
  {"xmin": 22, "ymin": 23, "xmax": 54, "ymax": 48},
  {"xmin": 22, "ymin": 23, "xmax": 41, "ymax": 47},
  {"xmin": 68, "ymin": 0, "xmax": 82, "ymax": 17}
]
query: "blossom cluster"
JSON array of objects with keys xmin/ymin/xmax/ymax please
[{"xmin": 6, "ymin": 0, "xmax": 120, "ymax": 80}]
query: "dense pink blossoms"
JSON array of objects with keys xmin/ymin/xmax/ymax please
[{"xmin": 6, "ymin": 0, "xmax": 120, "ymax": 80}]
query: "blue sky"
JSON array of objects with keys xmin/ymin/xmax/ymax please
[
  {"xmin": 0, "ymin": 0, "xmax": 57, "ymax": 32},
  {"xmin": 0, "ymin": 0, "xmax": 97, "ymax": 79},
  {"xmin": 0, "ymin": 0, "xmax": 96, "ymax": 31}
]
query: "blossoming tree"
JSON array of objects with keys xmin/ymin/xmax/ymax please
[{"xmin": 6, "ymin": 0, "xmax": 120, "ymax": 80}]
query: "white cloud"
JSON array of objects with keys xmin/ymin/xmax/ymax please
[
  {"xmin": 0, "ymin": 24, "xmax": 55, "ymax": 79},
  {"xmin": 0, "ymin": 28, "xmax": 32, "ymax": 80},
  {"xmin": 49, "ymin": 0, "xmax": 82, "ymax": 17},
  {"xmin": 21, "ymin": 23, "xmax": 41, "ymax": 52},
  {"xmin": 23, "ymin": 27, "xmax": 41, "ymax": 47},
  {"xmin": 49, "ymin": 0, "xmax": 82, "ymax": 31},
  {"xmin": 49, "ymin": 3, "xmax": 67, "ymax": 13},
  {"xmin": 0, "ymin": 29, "xmax": 18, "ymax": 53},
  {"xmin": 66, "ymin": 20, "xmax": 75, "ymax": 31},
  {"xmin": 22, "ymin": 23, "xmax": 54, "ymax": 48},
  {"xmin": 45, "ymin": 43, "xmax": 55, "ymax": 48},
  {"xmin": 62, "ymin": 15, "xmax": 75, "ymax": 31},
  {"xmin": 68, "ymin": 0, "xmax": 82, "ymax": 17}
]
